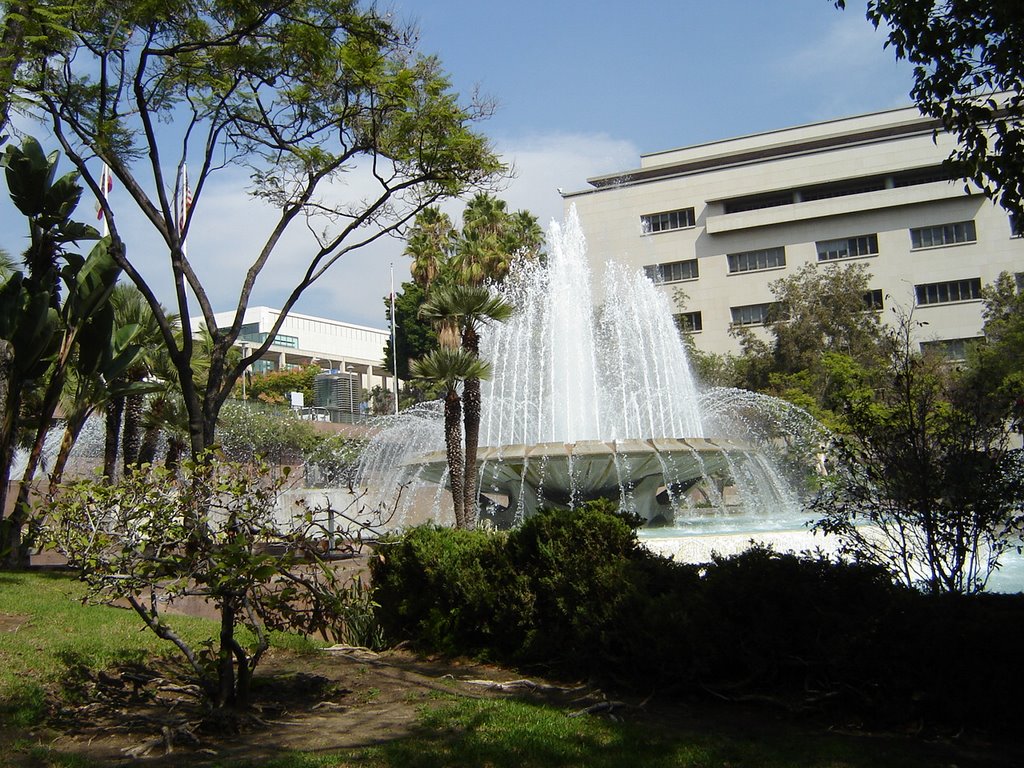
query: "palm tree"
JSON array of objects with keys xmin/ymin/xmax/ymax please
[
  {"xmin": 103, "ymin": 283, "xmax": 179, "ymax": 478},
  {"xmin": 456, "ymin": 193, "xmax": 508, "ymax": 284},
  {"xmin": 411, "ymin": 347, "xmax": 491, "ymax": 529},
  {"xmin": 420, "ymin": 284, "xmax": 514, "ymax": 524},
  {"xmin": 505, "ymin": 210, "xmax": 545, "ymax": 262},
  {"xmin": 406, "ymin": 207, "xmax": 456, "ymax": 290}
]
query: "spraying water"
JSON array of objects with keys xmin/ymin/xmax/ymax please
[{"xmin": 356, "ymin": 207, "xmax": 824, "ymax": 529}]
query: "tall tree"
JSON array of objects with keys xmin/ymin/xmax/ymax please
[
  {"xmin": 765, "ymin": 262, "xmax": 883, "ymax": 375},
  {"xmin": 833, "ymin": 0, "xmax": 1024, "ymax": 218},
  {"xmin": 419, "ymin": 283, "xmax": 513, "ymax": 524},
  {"xmin": 402, "ymin": 194, "xmax": 542, "ymax": 526},
  {"xmin": 406, "ymin": 207, "xmax": 456, "ymax": 290},
  {"xmin": 10, "ymin": 0, "xmax": 502, "ymax": 461},
  {"xmin": 410, "ymin": 346, "xmax": 491, "ymax": 530}
]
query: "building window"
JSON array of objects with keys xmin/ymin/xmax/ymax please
[
  {"xmin": 641, "ymin": 208, "xmax": 695, "ymax": 234},
  {"xmin": 863, "ymin": 289, "xmax": 884, "ymax": 311},
  {"xmin": 675, "ymin": 311, "xmax": 703, "ymax": 332},
  {"xmin": 724, "ymin": 193, "xmax": 794, "ymax": 214},
  {"xmin": 730, "ymin": 303, "xmax": 773, "ymax": 326},
  {"xmin": 910, "ymin": 220, "xmax": 977, "ymax": 249},
  {"xmin": 1011, "ymin": 214, "xmax": 1023, "ymax": 238},
  {"xmin": 644, "ymin": 259, "xmax": 699, "ymax": 284},
  {"xmin": 816, "ymin": 234, "xmax": 879, "ymax": 261},
  {"xmin": 1015, "ymin": 272, "xmax": 1024, "ymax": 293},
  {"xmin": 727, "ymin": 246, "xmax": 786, "ymax": 274},
  {"xmin": 920, "ymin": 337, "xmax": 981, "ymax": 361},
  {"xmin": 915, "ymin": 278, "xmax": 982, "ymax": 306}
]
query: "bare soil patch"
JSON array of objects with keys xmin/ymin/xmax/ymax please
[
  {"xmin": 0, "ymin": 613, "xmax": 29, "ymax": 632},
  {"xmin": 3, "ymin": 646, "xmax": 599, "ymax": 766}
]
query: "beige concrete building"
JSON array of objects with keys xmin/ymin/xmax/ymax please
[
  {"xmin": 565, "ymin": 105, "xmax": 1024, "ymax": 357},
  {"xmin": 191, "ymin": 306, "xmax": 396, "ymax": 413}
]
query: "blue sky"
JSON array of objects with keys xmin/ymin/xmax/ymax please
[{"xmin": 2, "ymin": 1, "xmax": 916, "ymax": 331}]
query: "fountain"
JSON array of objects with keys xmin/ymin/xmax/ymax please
[{"xmin": 357, "ymin": 207, "xmax": 825, "ymax": 532}]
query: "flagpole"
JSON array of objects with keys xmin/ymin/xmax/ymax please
[{"xmin": 390, "ymin": 262, "xmax": 399, "ymax": 415}]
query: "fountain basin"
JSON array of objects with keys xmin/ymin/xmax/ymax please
[{"xmin": 412, "ymin": 437, "xmax": 757, "ymax": 525}]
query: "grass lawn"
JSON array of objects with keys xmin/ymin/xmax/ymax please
[{"xmin": 0, "ymin": 571, "xmax": 1014, "ymax": 767}]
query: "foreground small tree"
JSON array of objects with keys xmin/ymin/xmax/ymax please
[
  {"xmin": 813, "ymin": 309, "xmax": 1024, "ymax": 593},
  {"xmin": 48, "ymin": 456, "xmax": 350, "ymax": 709}
]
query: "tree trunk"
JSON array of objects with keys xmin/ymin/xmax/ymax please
[
  {"xmin": 217, "ymin": 600, "xmax": 237, "ymax": 708},
  {"xmin": 48, "ymin": 412, "xmax": 90, "ymax": 490},
  {"xmin": 462, "ymin": 376, "xmax": 481, "ymax": 529},
  {"xmin": 103, "ymin": 395, "xmax": 124, "ymax": 480},
  {"xmin": 137, "ymin": 422, "xmax": 161, "ymax": 466},
  {"xmin": 443, "ymin": 390, "xmax": 465, "ymax": 528},
  {"xmin": 121, "ymin": 391, "xmax": 144, "ymax": 470},
  {"xmin": 5, "ymin": 364, "xmax": 66, "ymax": 568},
  {"xmin": 0, "ymin": 339, "xmax": 18, "ymax": 561}
]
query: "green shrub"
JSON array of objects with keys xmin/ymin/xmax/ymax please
[
  {"xmin": 505, "ymin": 501, "xmax": 646, "ymax": 672},
  {"xmin": 693, "ymin": 545, "xmax": 905, "ymax": 694},
  {"xmin": 369, "ymin": 505, "xmax": 1024, "ymax": 731},
  {"xmin": 370, "ymin": 526, "xmax": 532, "ymax": 657}
]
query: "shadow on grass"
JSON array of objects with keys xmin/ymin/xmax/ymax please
[{"xmin": 278, "ymin": 698, "xmax": 990, "ymax": 768}]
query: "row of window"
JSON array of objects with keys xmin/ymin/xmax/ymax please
[
  {"xmin": 676, "ymin": 278, "xmax": 979, "ymax": 333},
  {"xmin": 720, "ymin": 164, "xmax": 953, "ymax": 215},
  {"xmin": 644, "ymin": 220, "xmax": 978, "ymax": 285}
]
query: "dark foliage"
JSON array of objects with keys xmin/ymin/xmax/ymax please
[{"xmin": 371, "ymin": 504, "xmax": 1024, "ymax": 732}]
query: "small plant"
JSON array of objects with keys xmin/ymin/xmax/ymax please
[{"xmin": 47, "ymin": 454, "xmax": 349, "ymax": 709}]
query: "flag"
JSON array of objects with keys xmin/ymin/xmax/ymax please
[
  {"xmin": 176, "ymin": 163, "xmax": 193, "ymax": 256},
  {"xmin": 96, "ymin": 164, "xmax": 113, "ymax": 234}
]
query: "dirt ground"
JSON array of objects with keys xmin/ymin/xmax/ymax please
[{"xmin": 2, "ymin": 645, "xmax": 607, "ymax": 766}]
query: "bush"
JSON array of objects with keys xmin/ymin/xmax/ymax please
[
  {"xmin": 370, "ymin": 504, "xmax": 1024, "ymax": 731},
  {"xmin": 370, "ymin": 525, "xmax": 532, "ymax": 658},
  {"xmin": 693, "ymin": 544, "xmax": 905, "ymax": 693}
]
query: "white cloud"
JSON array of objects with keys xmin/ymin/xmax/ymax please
[
  {"xmin": 286, "ymin": 132, "xmax": 640, "ymax": 327},
  {"xmin": 0, "ymin": 129, "xmax": 638, "ymax": 332}
]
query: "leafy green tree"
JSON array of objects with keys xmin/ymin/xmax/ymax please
[
  {"xmin": 726, "ymin": 262, "xmax": 884, "ymax": 421},
  {"xmin": 382, "ymin": 280, "xmax": 439, "ymax": 384},
  {"xmin": 833, "ymin": 0, "xmax": 1024, "ymax": 218},
  {"xmin": 10, "ymin": 0, "xmax": 502, "ymax": 462},
  {"xmin": 813, "ymin": 308, "xmax": 1024, "ymax": 593},
  {"xmin": 962, "ymin": 271, "xmax": 1024, "ymax": 432},
  {"xmin": 0, "ymin": 137, "xmax": 134, "ymax": 566},
  {"xmin": 411, "ymin": 347, "xmax": 491, "ymax": 530},
  {"xmin": 243, "ymin": 364, "xmax": 320, "ymax": 407},
  {"xmin": 766, "ymin": 262, "xmax": 883, "ymax": 375}
]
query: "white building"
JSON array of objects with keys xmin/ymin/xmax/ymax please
[
  {"xmin": 565, "ymin": 105, "xmax": 1024, "ymax": 357},
  {"xmin": 191, "ymin": 306, "xmax": 396, "ymax": 404}
]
